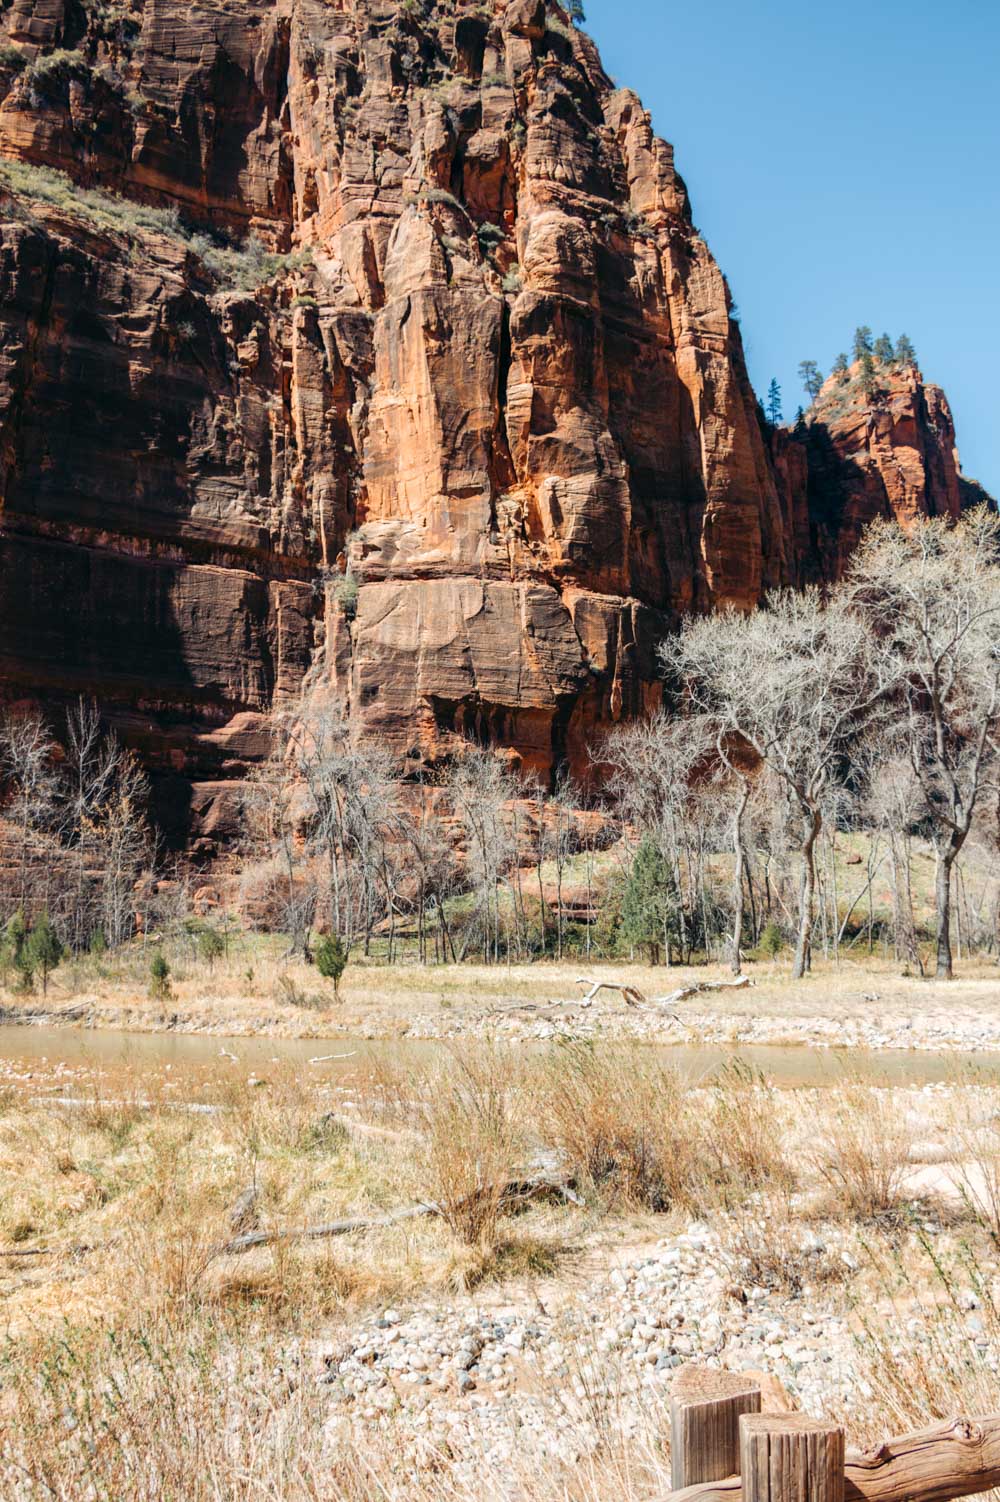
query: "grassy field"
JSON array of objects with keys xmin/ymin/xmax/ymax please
[{"xmin": 6, "ymin": 938, "xmax": 1000, "ymax": 1045}]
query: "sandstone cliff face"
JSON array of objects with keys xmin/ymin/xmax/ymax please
[
  {"xmin": 774, "ymin": 361, "xmax": 969, "ymax": 583},
  {"xmin": 0, "ymin": 0, "xmax": 980, "ymax": 847}
]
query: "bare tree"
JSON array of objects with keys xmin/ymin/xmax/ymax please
[
  {"xmin": 858, "ymin": 729, "xmax": 922, "ymax": 970},
  {"xmin": 62, "ymin": 699, "xmax": 126, "ymax": 948},
  {"xmin": 600, "ymin": 713, "xmax": 716, "ymax": 964},
  {"xmin": 99, "ymin": 748, "xmax": 152, "ymax": 950},
  {"xmin": 664, "ymin": 587, "xmax": 892, "ymax": 979},
  {"xmin": 0, "ymin": 710, "xmax": 59, "ymax": 911},
  {"xmin": 447, "ymin": 747, "xmax": 517, "ymax": 964},
  {"xmin": 242, "ymin": 745, "xmax": 317, "ymax": 958},
  {"xmin": 282, "ymin": 702, "xmax": 399, "ymax": 952},
  {"xmin": 848, "ymin": 508, "xmax": 1000, "ymax": 978}
]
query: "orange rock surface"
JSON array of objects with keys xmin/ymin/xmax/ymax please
[{"xmin": 0, "ymin": 0, "xmax": 986, "ymax": 846}]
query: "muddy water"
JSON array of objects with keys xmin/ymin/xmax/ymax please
[{"xmin": 1, "ymin": 1022, "xmax": 998, "ymax": 1089}]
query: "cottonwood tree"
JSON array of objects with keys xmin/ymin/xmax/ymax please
[
  {"xmin": 664, "ymin": 588, "xmax": 893, "ymax": 979},
  {"xmin": 98, "ymin": 748, "xmax": 151, "ymax": 949},
  {"xmin": 0, "ymin": 711, "xmax": 59, "ymax": 911},
  {"xmin": 601, "ymin": 712, "xmax": 712, "ymax": 964},
  {"xmin": 860, "ymin": 731, "xmax": 923, "ymax": 971},
  {"xmin": 446, "ymin": 747, "xmax": 517, "ymax": 964},
  {"xmin": 61, "ymin": 699, "xmax": 135, "ymax": 947},
  {"xmin": 242, "ymin": 745, "xmax": 318, "ymax": 958},
  {"xmin": 848, "ymin": 508, "xmax": 1000, "ymax": 978},
  {"xmin": 279, "ymin": 703, "xmax": 400, "ymax": 952}
]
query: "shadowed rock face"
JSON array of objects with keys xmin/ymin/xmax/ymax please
[
  {"xmin": 0, "ymin": 0, "xmax": 985, "ymax": 847},
  {"xmin": 774, "ymin": 362, "xmax": 978, "ymax": 584}
]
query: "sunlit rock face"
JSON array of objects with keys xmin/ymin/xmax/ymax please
[{"xmin": 0, "ymin": 0, "xmax": 980, "ymax": 846}]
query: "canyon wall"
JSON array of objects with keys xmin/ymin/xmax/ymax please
[{"xmin": 0, "ymin": 0, "xmax": 986, "ymax": 849}]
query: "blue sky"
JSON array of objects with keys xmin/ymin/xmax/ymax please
[{"xmin": 584, "ymin": 0, "xmax": 999, "ymax": 495}]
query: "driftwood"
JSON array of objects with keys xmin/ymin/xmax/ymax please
[
  {"xmin": 575, "ymin": 978, "xmax": 648, "ymax": 1007},
  {"xmin": 0, "ymin": 1240, "xmax": 103, "ymax": 1260},
  {"xmin": 654, "ymin": 977, "xmax": 755, "ymax": 1007},
  {"xmin": 662, "ymin": 1414, "xmax": 1000, "ymax": 1502},
  {"xmin": 217, "ymin": 1172, "xmax": 583, "ymax": 1257}
]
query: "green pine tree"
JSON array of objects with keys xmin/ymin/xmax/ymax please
[
  {"xmin": 852, "ymin": 325, "xmax": 874, "ymax": 361},
  {"xmin": 315, "ymin": 932, "xmax": 348, "ymax": 997},
  {"xmin": 765, "ymin": 377, "xmax": 783, "ymax": 426},
  {"xmin": 149, "ymin": 950, "xmax": 171, "ymax": 1000},
  {"xmin": 797, "ymin": 360, "xmax": 823, "ymax": 401},
  {"xmin": 26, "ymin": 910, "xmax": 64, "ymax": 995},
  {"xmin": 620, "ymin": 836, "xmax": 678, "ymax": 964},
  {"xmin": 832, "ymin": 352, "xmax": 849, "ymax": 380},
  {"xmin": 198, "ymin": 926, "xmax": 225, "ymax": 969},
  {"xmin": 894, "ymin": 333, "xmax": 917, "ymax": 366},
  {"xmin": 873, "ymin": 332, "xmax": 894, "ymax": 364},
  {"xmin": 859, "ymin": 349, "xmax": 880, "ymax": 399}
]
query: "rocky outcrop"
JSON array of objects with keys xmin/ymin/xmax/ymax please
[
  {"xmin": 772, "ymin": 361, "xmax": 989, "ymax": 584},
  {"xmin": 0, "ymin": 0, "xmax": 984, "ymax": 847}
]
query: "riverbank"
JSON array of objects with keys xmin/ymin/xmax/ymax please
[{"xmin": 4, "ymin": 953, "xmax": 1000, "ymax": 1053}]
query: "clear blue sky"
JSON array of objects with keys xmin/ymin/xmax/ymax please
[{"xmin": 585, "ymin": 0, "xmax": 1000, "ymax": 495}]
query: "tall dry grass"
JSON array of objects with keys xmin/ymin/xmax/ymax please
[
  {"xmin": 806, "ymin": 1081, "xmax": 913, "ymax": 1221},
  {"xmin": 420, "ymin": 1043, "xmax": 527, "ymax": 1249},
  {"xmin": 529, "ymin": 1041, "xmax": 696, "ymax": 1212}
]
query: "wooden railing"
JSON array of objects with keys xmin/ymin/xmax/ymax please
[{"xmin": 666, "ymin": 1367, "xmax": 1000, "ymax": 1502}]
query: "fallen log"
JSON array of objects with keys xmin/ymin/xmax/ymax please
[
  {"xmin": 1, "ymin": 1173, "xmax": 582, "ymax": 1264},
  {"xmin": 575, "ymin": 978, "xmax": 648, "ymax": 1007},
  {"xmin": 661, "ymin": 1414, "xmax": 1000, "ymax": 1502},
  {"xmin": 217, "ymin": 1172, "xmax": 582, "ymax": 1257},
  {"xmin": 654, "ymin": 977, "xmax": 755, "ymax": 1007}
]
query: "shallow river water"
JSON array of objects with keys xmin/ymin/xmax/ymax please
[{"xmin": 1, "ymin": 1022, "xmax": 998, "ymax": 1088}]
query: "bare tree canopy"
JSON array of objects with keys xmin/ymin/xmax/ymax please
[
  {"xmin": 662, "ymin": 586, "xmax": 896, "ymax": 978},
  {"xmin": 846, "ymin": 506, "xmax": 1000, "ymax": 977}
]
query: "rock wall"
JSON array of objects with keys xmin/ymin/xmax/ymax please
[
  {"xmin": 775, "ymin": 361, "xmax": 971, "ymax": 583},
  {"xmin": 0, "ymin": 0, "xmax": 984, "ymax": 848}
]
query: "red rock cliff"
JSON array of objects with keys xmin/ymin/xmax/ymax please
[
  {"xmin": 773, "ymin": 360, "xmax": 979, "ymax": 583},
  {"xmin": 0, "ymin": 0, "xmax": 982, "ymax": 847}
]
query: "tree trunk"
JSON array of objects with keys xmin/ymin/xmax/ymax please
[
  {"xmin": 935, "ymin": 845, "xmax": 956, "ymax": 979},
  {"xmin": 793, "ymin": 811, "xmax": 822, "ymax": 980},
  {"xmin": 730, "ymin": 782, "xmax": 750, "ymax": 976}
]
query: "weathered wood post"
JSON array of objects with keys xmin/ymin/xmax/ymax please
[
  {"xmin": 741, "ymin": 1413, "xmax": 845, "ymax": 1502},
  {"xmin": 671, "ymin": 1367, "xmax": 763, "ymax": 1489}
]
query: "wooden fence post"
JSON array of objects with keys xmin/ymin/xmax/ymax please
[
  {"xmin": 671, "ymin": 1367, "xmax": 763, "ymax": 1489},
  {"xmin": 740, "ymin": 1413, "xmax": 845, "ymax": 1502}
]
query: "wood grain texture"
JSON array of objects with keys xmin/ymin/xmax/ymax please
[
  {"xmin": 740, "ymin": 1415, "xmax": 844, "ymax": 1502},
  {"xmin": 671, "ymin": 1370, "xmax": 763, "ymax": 1489},
  {"xmin": 661, "ymin": 1414, "xmax": 1000, "ymax": 1502}
]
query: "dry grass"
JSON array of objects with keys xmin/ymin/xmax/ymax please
[
  {"xmin": 0, "ymin": 1308, "xmax": 677, "ymax": 1501},
  {"xmin": 530, "ymin": 1042, "xmax": 696, "ymax": 1211},
  {"xmin": 421, "ymin": 1043, "xmax": 526, "ymax": 1249},
  {"xmin": 806, "ymin": 1081, "xmax": 914, "ymax": 1221},
  {"xmin": 5, "ymin": 1043, "xmax": 1000, "ymax": 1498},
  {"xmin": 844, "ymin": 1232, "xmax": 1000, "ymax": 1444}
]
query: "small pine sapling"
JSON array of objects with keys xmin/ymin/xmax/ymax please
[
  {"xmin": 26, "ymin": 910, "xmax": 64, "ymax": 995},
  {"xmin": 149, "ymin": 950, "xmax": 171, "ymax": 1000},
  {"xmin": 314, "ymin": 932, "xmax": 348, "ymax": 997}
]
